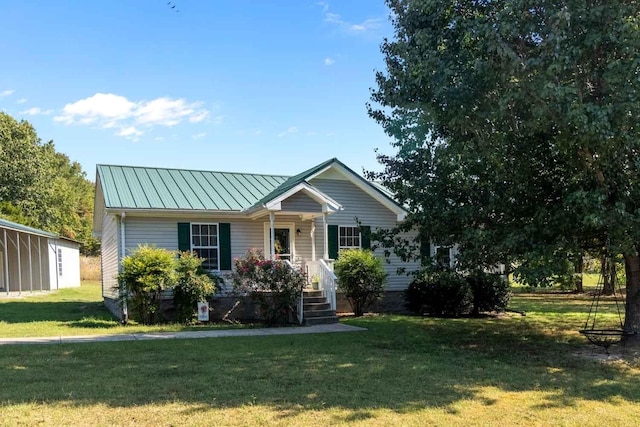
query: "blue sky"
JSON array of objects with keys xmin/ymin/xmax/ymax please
[{"xmin": 0, "ymin": 0, "xmax": 395, "ymax": 179}]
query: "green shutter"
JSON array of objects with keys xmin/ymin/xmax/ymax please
[
  {"xmin": 178, "ymin": 222, "xmax": 191, "ymax": 252},
  {"xmin": 361, "ymin": 226, "xmax": 371, "ymax": 250},
  {"xmin": 219, "ymin": 223, "xmax": 232, "ymax": 270},
  {"xmin": 328, "ymin": 225, "xmax": 338, "ymax": 259}
]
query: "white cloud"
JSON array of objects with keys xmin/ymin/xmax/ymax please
[
  {"xmin": 55, "ymin": 92, "xmax": 212, "ymax": 140},
  {"xmin": 55, "ymin": 93, "xmax": 135, "ymax": 125},
  {"xmin": 324, "ymin": 57, "xmax": 335, "ymax": 66},
  {"xmin": 319, "ymin": 3, "xmax": 381, "ymax": 34},
  {"xmin": 189, "ymin": 110, "xmax": 209, "ymax": 123},
  {"xmin": 117, "ymin": 126, "xmax": 143, "ymax": 137},
  {"xmin": 0, "ymin": 89, "xmax": 15, "ymax": 97},
  {"xmin": 19, "ymin": 107, "xmax": 54, "ymax": 116},
  {"xmin": 325, "ymin": 12, "xmax": 381, "ymax": 33},
  {"xmin": 16, "ymin": 98, "xmax": 27, "ymax": 104},
  {"xmin": 278, "ymin": 126, "xmax": 299, "ymax": 138},
  {"xmin": 192, "ymin": 132, "xmax": 207, "ymax": 140}
]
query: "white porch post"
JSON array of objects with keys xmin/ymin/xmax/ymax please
[
  {"xmin": 310, "ymin": 218, "xmax": 316, "ymax": 261},
  {"xmin": 322, "ymin": 212, "xmax": 328, "ymax": 260},
  {"xmin": 3, "ymin": 229, "xmax": 8, "ymax": 295},
  {"xmin": 269, "ymin": 211, "xmax": 276, "ymax": 260}
]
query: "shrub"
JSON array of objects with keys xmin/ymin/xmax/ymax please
[
  {"xmin": 173, "ymin": 251, "xmax": 220, "ymax": 324},
  {"xmin": 230, "ymin": 249, "xmax": 306, "ymax": 325},
  {"xmin": 333, "ymin": 249, "xmax": 387, "ymax": 317},
  {"xmin": 465, "ymin": 271, "xmax": 511, "ymax": 315},
  {"xmin": 406, "ymin": 269, "xmax": 471, "ymax": 316},
  {"xmin": 118, "ymin": 245, "xmax": 177, "ymax": 324}
]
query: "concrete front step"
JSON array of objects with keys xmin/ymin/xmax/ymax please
[
  {"xmin": 304, "ymin": 309, "xmax": 336, "ymax": 318},
  {"xmin": 304, "ymin": 302, "xmax": 331, "ymax": 311},
  {"xmin": 303, "ymin": 296, "xmax": 327, "ymax": 304},
  {"xmin": 304, "ymin": 315, "xmax": 340, "ymax": 326},
  {"xmin": 304, "ymin": 290, "xmax": 323, "ymax": 297}
]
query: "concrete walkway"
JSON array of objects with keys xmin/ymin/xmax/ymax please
[{"xmin": 0, "ymin": 323, "xmax": 366, "ymax": 346}]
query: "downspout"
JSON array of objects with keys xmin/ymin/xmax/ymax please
[{"xmin": 120, "ymin": 212, "xmax": 128, "ymax": 322}]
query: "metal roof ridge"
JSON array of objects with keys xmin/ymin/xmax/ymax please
[{"xmin": 97, "ymin": 164, "xmax": 291, "ymax": 178}]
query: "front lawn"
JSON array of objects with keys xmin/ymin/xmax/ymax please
[
  {"xmin": 0, "ymin": 290, "xmax": 639, "ymax": 426},
  {"xmin": 0, "ymin": 281, "xmax": 253, "ymax": 338}
]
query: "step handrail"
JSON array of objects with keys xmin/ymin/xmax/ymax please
[
  {"xmin": 285, "ymin": 260, "xmax": 304, "ymax": 325},
  {"xmin": 318, "ymin": 259, "xmax": 337, "ymax": 311}
]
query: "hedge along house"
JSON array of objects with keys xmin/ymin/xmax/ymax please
[
  {"xmin": 93, "ymin": 158, "xmax": 420, "ymax": 319},
  {"xmin": 0, "ymin": 218, "xmax": 81, "ymax": 295}
]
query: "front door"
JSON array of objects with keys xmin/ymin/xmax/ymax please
[
  {"xmin": 272, "ymin": 228, "xmax": 291, "ymax": 260},
  {"xmin": 264, "ymin": 222, "xmax": 296, "ymax": 261}
]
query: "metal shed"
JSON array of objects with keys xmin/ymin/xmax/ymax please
[{"xmin": 0, "ymin": 218, "xmax": 80, "ymax": 295}]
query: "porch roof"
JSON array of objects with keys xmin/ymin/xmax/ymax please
[{"xmin": 0, "ymin": 218, "xmax": 58, "ymax": 239}]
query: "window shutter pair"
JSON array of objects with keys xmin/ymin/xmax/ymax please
[
  {"xmin": 327, "ymin": 224, "xmax": 371, "ymax": 259},
  {"xmin": 177, "ymin": 222, "xmax": 232, "ymax": 270}
]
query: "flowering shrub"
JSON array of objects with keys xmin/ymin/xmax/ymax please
[{"xmin": 230, "ymin": 249, "xmax": 306, "ymax": 325}]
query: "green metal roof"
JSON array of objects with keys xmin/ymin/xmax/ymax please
[
  {"xmin": 97, "ymin": 159, "xmax": 404, "ymax": 214},
  {"xmin": 0, "ymin": 217, "xmax": 58, "ymax": 238},
  {"xmin": 97, "ymin": 165, "xmax": 289, "ymax": 210}
]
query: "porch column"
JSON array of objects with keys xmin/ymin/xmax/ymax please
[
  {"xmin": 3, "ymin": 229, "xmax": 8, "ymax": 295},
  {"xmin": 269, "ymin": 211, "xmax": 276, "ymax": 260},
  {"xmin": 310, "ymin": 218, "xmax": 316, "ymax": 261},
  {"xmin": 322, "ymin": 212, "xmax": 328, "ymax": 260},
  {"xmin": 28, "ymin": 235, "xmax": 33, "ymax": 293}
]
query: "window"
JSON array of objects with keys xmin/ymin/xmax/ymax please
[
  {"xmin": 191, "ymin": 223, "xmax": 219, "ymax": 270},
  {"xmin": 339, "ymin": 226, "xmax": 361, "ymax": 250},
  {"xmin": 435, "ymin": 246, "xmax": 453, "ymax": 269},
  {"xmin": 57, "ymin": 248, "xmax": 63, "ymax": 276}
]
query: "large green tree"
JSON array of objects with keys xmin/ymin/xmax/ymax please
[
  {"xmin": 369, "ymin": 0, "xmax": 640, "ymax": 341},
  {"xmin": 0, "ymin": 112, "xmax": 97, "ymax": 254}
]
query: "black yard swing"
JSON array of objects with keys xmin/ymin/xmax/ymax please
[{"xmin": 579, "ymin": 256, "xmax": 629, "ymax": 354}]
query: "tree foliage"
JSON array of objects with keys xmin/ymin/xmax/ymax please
[
  {"xmin": 369, "ymin": 0, "xmax": 640, "ymax": 339},
  {"xmin": 0, "ymin": 112, "xmax": 97, "ymax": 254}
]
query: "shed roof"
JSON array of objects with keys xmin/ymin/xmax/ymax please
[
  {"xmin": 96, "ymin": 165, "xmax": 289, "ymax": 211},
  {"xmin": 0, "ymin": 218, "xmax": 58, "ymax": 238}
]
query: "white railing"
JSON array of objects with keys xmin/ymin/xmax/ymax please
[
  {"xmin": 286, "ymin": 260, "xmax": 304, "ymax": 325},
  {"xmin": 318, "ymin": 259, "xmax": 337, "ymax": 311},
  {"xmin": 305, "ymin": 260, "xmax": 320, "ymax": 287}
]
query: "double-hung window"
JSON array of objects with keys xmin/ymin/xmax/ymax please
[
  {"xmin": 191, "ymin": 223, "xmax": 219, "ymax": 271},
  {"xmin": 338, "ymin": 226, "xmax": 361, "ymax": 250}
]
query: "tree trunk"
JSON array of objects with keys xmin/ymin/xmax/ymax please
[
  {"xmin": 602, "ymin": 255, "xmax": 614, "ymax": 295},
  {"xmin": 573, "ymin": 256, "xmax": 584, "ymax": 293},
  {"xmin": 623, "ymin": 254, "xmax": 640, "ymax": 347}
]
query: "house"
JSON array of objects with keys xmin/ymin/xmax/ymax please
[
  {"xmin": 93, "ymin": 158, "xmax": 421, "ymax": 319},
  {"xmin": 0, "ymin": 218, "xmax": 81, "ymax": 294}
]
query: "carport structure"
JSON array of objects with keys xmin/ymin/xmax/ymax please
[{"xmin": 0, "ymin": 218, "xmax": 59, "ymax": 295}]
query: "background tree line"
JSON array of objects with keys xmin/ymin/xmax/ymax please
[{"xmin": 0, "ymin": 112, "xmax": 98, "ymax": 255}]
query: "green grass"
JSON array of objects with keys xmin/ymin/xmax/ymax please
[
  {"xmin": 1, "ymin": 287, "xmax": 639, "ymax": 426},
  {"xmin": 0, "ymin": 281, "xmax": 254, "ymax": 338}
]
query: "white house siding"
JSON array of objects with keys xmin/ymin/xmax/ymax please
[
  {"xmin": 122, "ymin": 215, "xmax": 316, "ymax": 292},
  {"xmin": 48, "ymin": 239, "xmax": 80, "ymax": 289},
  {"xmin": 101, "ymin": 213, "xmax": 120, "ymax": 299},
  {"xmin": 310, "ymin": 178, "xmax": 419, "ymax": 291}
]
